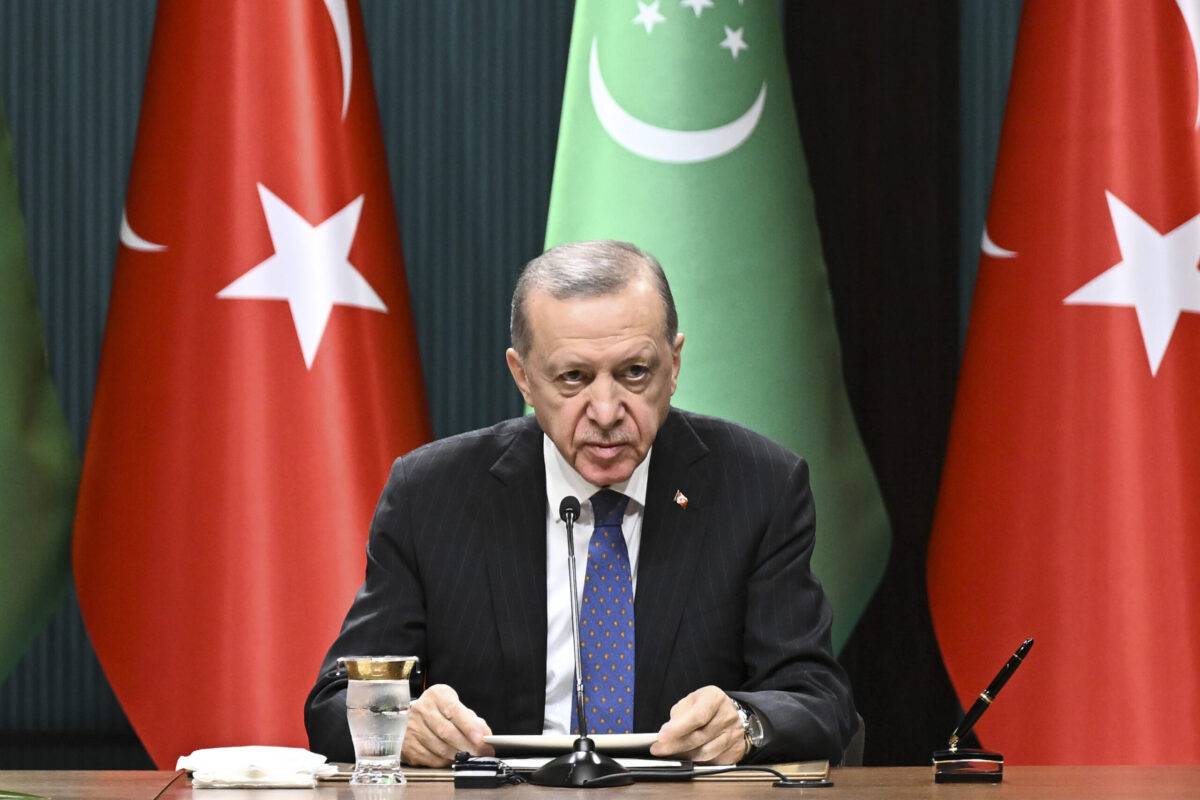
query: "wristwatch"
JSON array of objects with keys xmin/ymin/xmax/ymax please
[{"xmin": 732, "ymin": 698, "xmax": 766, "ymax": 757}]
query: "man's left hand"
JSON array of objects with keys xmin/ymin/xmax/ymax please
[{"xmin": 649, "ymin": 685, "xmax": 747, "ymax": 764}]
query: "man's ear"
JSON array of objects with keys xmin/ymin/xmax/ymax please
[
  {"xmin": 669, "ymin": 333, "xmax": 684, "ymax": 395},
  {"xmin": 506, "ymin": 347, "xmax": 534, "ymax": 406}
]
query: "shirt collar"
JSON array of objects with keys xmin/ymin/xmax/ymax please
[{"xmin": 543, "ymin": 434, "xmax": 650, "ymax": 522}]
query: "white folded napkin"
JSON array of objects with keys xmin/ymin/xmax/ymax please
[{"xmin": 177, "ymin": 745, "xmax": 338, "ymax": 789}]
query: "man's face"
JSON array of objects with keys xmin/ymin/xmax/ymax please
[{"xmin": 506, "ymin": 277, "xmax": 684, "ymax": 487}]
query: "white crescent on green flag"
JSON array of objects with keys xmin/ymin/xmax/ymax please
[
  {"xmin": 545, "ymin": 0, "xmax": 890, "ymax": 650},
  {"xmin": 0, "ymin": 99, "xmax": 77, "ymax": 681}
]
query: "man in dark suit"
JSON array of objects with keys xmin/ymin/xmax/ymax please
[{"xmin": 305, "ymin": 240, "xmax": 856, "ymax": 767}]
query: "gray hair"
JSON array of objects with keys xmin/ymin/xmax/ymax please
[{"xmin": 510, "ymin": 240, "xmax": 678, "ymax": 356}]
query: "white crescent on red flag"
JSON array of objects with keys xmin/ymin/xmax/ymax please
[
  {"xmin": 929, "ymin": 0, "xmax": 1200, "ymax": 764},
  {"xmin": 74, "ymin": 0, "xmax": 430, "ymax": 767}
]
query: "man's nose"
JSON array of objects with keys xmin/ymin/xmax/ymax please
[{"xmin": 585, "ymin": 376, "xmax": 625, "ymax": 429}]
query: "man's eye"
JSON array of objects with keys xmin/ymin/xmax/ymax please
[
  {"xmin": 626, "ymin": 364, "xmax": 649, "ymax": 380},
  {"xmin": 560, "ymin": 370, "xmax": 584, "ymax": 383}
]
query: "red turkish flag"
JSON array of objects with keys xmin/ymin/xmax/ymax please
[
  {"xmin": 928, "ymin": 0, "xmax": 1200, "ymax": 764},
  {"xmin": 73, "ymin": 0, "xmax": 430, "ymax": 767}
]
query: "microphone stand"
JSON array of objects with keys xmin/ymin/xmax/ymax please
[{"xmin": 529, "ymin": 500, "xmax": 633, "ymax": 788}]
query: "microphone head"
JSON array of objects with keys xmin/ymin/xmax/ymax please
[{"xmin": 559, "ymin": 495, "xmax": 581, "ymax": 522}]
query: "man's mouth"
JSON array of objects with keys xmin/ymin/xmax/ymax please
[{"xmin": 584, "ymin": 442, "xmax": 626, "ymax": 460}]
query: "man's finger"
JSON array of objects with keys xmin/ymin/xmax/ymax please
[
  {"xmin": 427, "ymin": 685, "xmax": 491, "ymax": 747},
  {"xmin": 652, "ymin": 687, "xmax": 741, "ymax": 757},
  {"xmin": 407, "ymin": 719, "xmax": 461, "ymax": 763},
  {"xmin": 428, "ymin": 715, "xmax": 475, "ymax": 752},
  {"xmin": 406, "ymin": 685, "xmax": 488, "ymax": 761},
  {"xmin": 442, "ymin": 701, "xmax": 492, "ymax": 748},
  {"xmin": 661, "ymin": 689, "xmax": 728, "ymax": 739},
  {"xmin": 652, "ymin": 719, "xmax": 709, "ymax": 755},
  {"xmin": 406, "ymin": 721, "xmax": 494, "ymax": 767},
  {"xmin": 421, "ymin": 707, "xmax": 488, "ymax": 760},
  {"xmin": 690, "ymin": 726, "xmax": 743, "ymax": 764},
  {"xmin": 403, "ymin": 728, "xmax": 451, "ymax": 768},
  {"xmin": 703, "ymin": 735, "xmax": 746, "ymax": 766},
  {"xmin": 686, "ymin": 688, "xmax": 730, "ymax": 725},
  {"xmin": 668, "ymin": 691, "xmax": 697, "ymax": 718},
  {"xmin": 698, "ymin": 687, "xmax": 735, "ymax": 718},
  {"xmin": 659, "ymin": 710, "xmax": 727, "ymax": 754},
  {"xmin": 666, "ymin": 692, "xmax": 719, "ymax": 733},
  {"xmin": 422, "ymin": 683, "xmax": 463, "ymax": 721},
  {"xmin": 402, "ymin": 736, "xmax": 445, "ymax": 768}
]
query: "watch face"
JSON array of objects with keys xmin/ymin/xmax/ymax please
[
  {"xmin": 734, "ymin": 699, "xmax": 767, "ymax": 748},
  {"xmin": 747, "ymin": 713, "xmax": 766, "ymax": 746}
]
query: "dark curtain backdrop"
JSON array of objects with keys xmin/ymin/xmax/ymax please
[
  {"xmin": 788, "ymin": 1, "xmax": 962, "ymax": 766},
  {"xmin": 0, "ymin": 0, "xmax": 1021, "ymax": 767}
]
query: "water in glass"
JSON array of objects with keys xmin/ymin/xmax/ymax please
[{"xmin": 347, "ymin": 678, "xmax": 411, "ymax": 785}]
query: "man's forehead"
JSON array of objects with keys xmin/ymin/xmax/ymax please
[
  {"xmin": 526, "ymin": 289, "xmax": 666, "ymax": 356},
  {"xmin": 544, "ymin": 337, "xmax": 661, "ymax": 367},
  {"xmin": 527, "ymin": 279, "xmax": 662, "ymax": 324}
]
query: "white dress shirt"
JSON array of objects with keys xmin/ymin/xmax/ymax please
[{"xmin": 541, "ymin": 435, "xmax": 651, "ymax": 734}]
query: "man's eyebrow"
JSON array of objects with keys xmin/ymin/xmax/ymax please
[
  {"xmin": 544, "ymin": 354, "xmax": 586, "ymax": 370},
  {"xmin": 544, "ymin": 344, "xmax": 661, "ymax": 372},
  {"xmin": 621, "ymin": 348, "xmax": 660, "ymax": 364}
]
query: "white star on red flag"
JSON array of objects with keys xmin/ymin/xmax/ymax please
[
  {"xmin": 217, "ymin": 183, "xmax": 387, "ymax": 369},
  {"xmin": 1064, "ymin": 191, "xmax": 1200, "ymax": 376}
]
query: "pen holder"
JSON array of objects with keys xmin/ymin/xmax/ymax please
[{"xmin": 932, "ymin": 748, "xmax": 1003, "ymax": 783}]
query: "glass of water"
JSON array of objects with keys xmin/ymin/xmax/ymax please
[{"xmin": 339, "ymin": 655, "xmax": 420, "ymax": 785}]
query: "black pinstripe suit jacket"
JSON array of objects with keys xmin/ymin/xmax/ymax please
[{"xmin": 305, "ymin": 408, "xmax": 856, "ymax": 764}]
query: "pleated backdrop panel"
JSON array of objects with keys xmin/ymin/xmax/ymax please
[
  {"xmin": 0, "ymin": 0, "xmax": 570, "ymax": 764},
  {"xmin": 364, "ymin": 1, "xmax": 572, "ymax": 436},
  {"xmin": 785, "ymin": 0, "xmax": 1022, "ymax": 766},
  {"xmin": 0, "ymin": 1, "xmax": 157, "ymax": 756}
]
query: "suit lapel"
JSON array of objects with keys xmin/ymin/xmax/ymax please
[
  {"xmin": 483, "ymin": 417, "xmax": 548, "ymax": 733},
  {"xmin": 634, "ymin": 410, "xmax": 711, "ymax": 730}
]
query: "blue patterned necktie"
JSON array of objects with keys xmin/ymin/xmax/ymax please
[{"xmin": 571, "ymin": 489, "xmax": 634, "ymax": 735}]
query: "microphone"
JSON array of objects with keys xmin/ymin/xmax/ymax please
[
  {"xmin": 529, "ymin": 497, "xmax": 632, "ymax": 788},
  {"xmin": 560, "ymin": 495, "xmax": 581, "ymax": 524}
]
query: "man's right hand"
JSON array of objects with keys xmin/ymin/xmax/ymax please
[{"xmin": 401, "ymin": 684, "xmax": 495, "ymax": 767}]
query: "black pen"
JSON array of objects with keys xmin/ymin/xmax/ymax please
[{"xmin": 948, "ymin": 638, "xmax": 1033, "ymax": 750}]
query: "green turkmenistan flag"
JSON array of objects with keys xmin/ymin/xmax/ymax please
[
  {"xmin": 545, "ymin": 1, "xmax": 890, "ymax": 650},
  {"xmin": 0, "ymin": 99, "xmax": 77, "ymax": 681}
]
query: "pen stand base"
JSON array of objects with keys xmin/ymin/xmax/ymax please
[{"xmin": 932, "ymin": 748, "xmax": 1003, "ymax": 783}]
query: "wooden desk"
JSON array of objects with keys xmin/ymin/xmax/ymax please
[{"xmin": 4, "ymin": 767, "xmax": 1200, "ymax": 800}]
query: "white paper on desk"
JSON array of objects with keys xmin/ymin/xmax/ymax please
[
  {"xmin": 485, "ymin": 732, "xmax": 658, "ymax": 756},
  {"xmin": 504, "ymin": 756, "xmax": 682, "ymax": 770}
]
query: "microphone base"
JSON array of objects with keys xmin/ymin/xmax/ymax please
[{"xmin": 528, "ymin": 736, "xmax": 634, "ymax": 788}]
